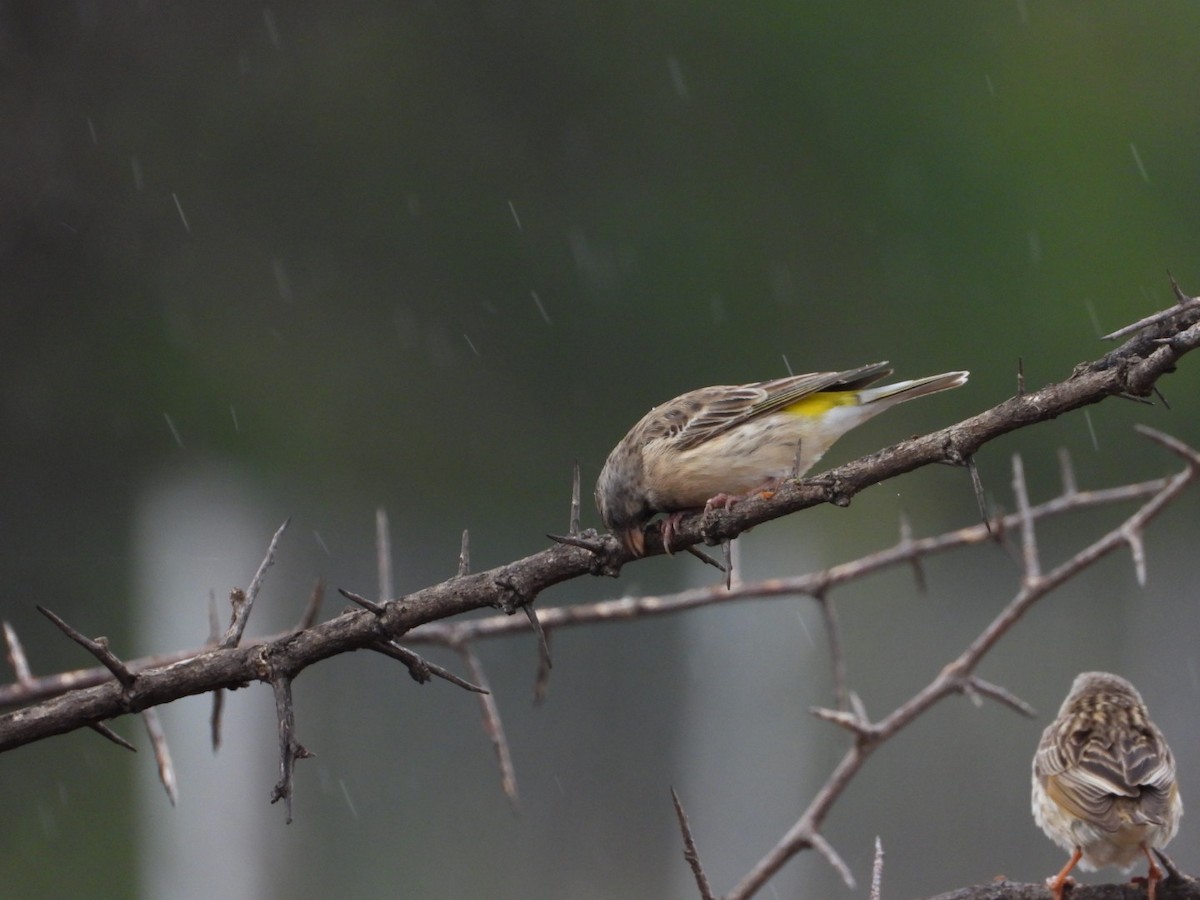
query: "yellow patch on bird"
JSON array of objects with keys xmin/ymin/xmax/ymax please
[{"xmin": 784, "ymin": 391, "xmax": 858, "ymax": 418}]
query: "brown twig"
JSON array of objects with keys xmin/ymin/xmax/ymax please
[
  {"xmin": 965, "ymin": 455, "xmax": 991, "ymax": 532},
  {"xmin": 337, "ymin": 588, "xmax": 385, "ymax": 616},
  {"xmin": 924, "ymin": 882, "xmax": 1200, "ymax": 899},
  {"xmin": 4, "ymin": 622, "xmax": 32, "ymax": 683},
  {"xmin": 221, "ymin": 518, "xmax": 289, "ymax": 649},
  {"xmin": 36, "ymin": 606, "xmax": 137, "ymax": 690},
  {"xmin": 523, "ymin": 604, "xmax": 552, "ymax": 672},
  {"xmin": 211, "ymin": 687, "xmax": 225, "ymax": 752},
  {"xmin": 815, "ymin": 593, "xmax": 848, "ymax": 712},
  {"xmin": 369, "ymin": 641, "xmax": 486, "ymax": 693},
  {"xmin": 142, "ymin": 708, "xmax": 178, "ymax": 806},
  {"xmin": 405, "ymin": 471, "xmax": 1174, "ymax": 649},
  {"xmin": 89, "ymin": 721, "xmax": 135, "ymax": 752},
  {"xmin": 268, "ymin": 674, "xmax": 312, "ymax": 824},
  {"xmin": 457, "ymin": 644, "xmax": 518, "ymax": 808},
  {"xmin": 294, "ymin": 578, "xmax": 326, "ymax": 632},
  {"xmin": 458, "ymin": 529, "xmax": 470, "ymax": 577},
  {"xmin": 672, "ymin": 788, "xmax": 716, "ymax": 900},
  {"xmin": 1101, "ymin": 293, "xmax": 1200, "ymax": 341},
  {"xmin": 869, "ymin": 837, "xmax": 884, "ymax": 900}
]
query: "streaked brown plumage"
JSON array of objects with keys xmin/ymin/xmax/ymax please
[
  {"xmin": 1032, "ymin": 671, "xmax": 1182, "ymax": 900},
  {"xmin": 594, "ymin": 362, "xmax": 968, "ymax": 555}
]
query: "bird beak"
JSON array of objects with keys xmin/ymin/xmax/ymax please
[{"xmin": 622, "ymin": 528, "xmax": 645, "ymax": 557}]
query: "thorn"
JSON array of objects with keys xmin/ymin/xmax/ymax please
[
  {"xmin": 523, "ymin": 604, "xmax": 552, "ymax": 671},
  {"xmin": 966, "ymin": 456, "xmax": 992, "ymax": 535},
  {"xmin": 372, "ymin": 641, "xmax": 488, "ymax": 692},
  {"xmin": 1168, "ymin": 270, "xmax": 1187, "ymax": 305},
  {"xmin": 37, "ymin": 605, "xmax": 137, "ymax": 689},
  {"xmin": 89, "ymin": 721, "xmax": 136, "ymax": 752},
  {"xmin": 294, "ymin": 578, "xmax": 325, "ymax": 631},
  {"xmin": 458, "ymin": 529, "xmax": 470, "ymax": 576},
  {"xmin": 570, "ymin": 461, "xmax": 582, "ymax": 536},
  {"xmin": 337, "ymin": 588, "xmax": 385, "ymax": 615},
  {"xmin": 142, "ymin": 708, "xmax": 179, "ymax": 806},
  {"xmin": 459, "ymin": 646, "xmax": 519, "ymax": 808},
  {"xmin": 547, "ymin": 532, "xmax": 606, "ymax": 553},
  {"xmin": 686, "ymin": 545, "xmax": 726, "ymax": 572},
  {"xmin": 221, "ymin": 518, "xmax": 290, "ymax": 649},
  {"xmin": 671, "ymin": 787, "xmax": 716, "ymax": 900},
  {"xmin": 3, "ymin": 621, "xmax": 33, "ymax": 683}
]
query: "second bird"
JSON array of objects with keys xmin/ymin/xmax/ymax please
[{"xmin": 594, "ymin": 361, "xmax": 968, "ymax": 555}]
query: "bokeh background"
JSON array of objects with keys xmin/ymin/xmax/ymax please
[{"xmin": 3, "ymin": 3, "xmax": 1200, "ymax": 898}]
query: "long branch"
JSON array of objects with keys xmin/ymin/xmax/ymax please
[{"xmin": 0, "ymin": 296, "xmax": 1198, "ymax": 753}]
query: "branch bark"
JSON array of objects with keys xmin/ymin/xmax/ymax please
[{"xmin": 925, "ymin": 879, "xmax": 1200, "ymax": 900}]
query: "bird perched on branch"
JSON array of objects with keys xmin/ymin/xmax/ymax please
[
  {"xmin": 594, "ymin": 362, "xmax": 968, "ymax": 555},
  {"xmin": 1032, "ymin": 671, "xmax": 1182, "ymax": 900}
]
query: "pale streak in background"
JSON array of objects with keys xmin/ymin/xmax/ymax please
[
  {"xmin": 134, "ymin": 468, "xmax": 281, "ymax": 900},
  {"xmin": 674, "ymin": 530, "xmax": 829, "ymax": 896}
]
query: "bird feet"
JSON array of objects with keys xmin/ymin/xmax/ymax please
[
  {"xmin": 658, "ymin": 481, "xmax": 782, "ymax": 554},
  {"xmin": 1044, "ymin": 874, "xmax": 1075, "ymax": 900}
]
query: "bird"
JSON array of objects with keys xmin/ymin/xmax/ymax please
[
  {"xmin": 1032, "ymin": 671, "xmax": 1183, "ymax": 900},
  {"xmin": 593, "ymin": 361, "xmax": 968, "ymax": 556}
]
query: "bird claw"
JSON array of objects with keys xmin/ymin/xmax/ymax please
[
  {"xmin": 703, "ymin": 492, "xmax": 740, "ymax": 514},
  {"xmin": 658, "ymin": 513, "xmax": 690, "ymax": 555},
  {"xmin": 1045, "ymin": 874, "xmax": 1075, "ymax": 900}
]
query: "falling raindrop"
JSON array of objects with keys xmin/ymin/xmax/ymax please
[
  {"xmin": 1082, "ymin": 409, "xmax": 1099, "ymax": 452},
  {"xmin": 794, "ymin": 609, "xmax": 816, "ymax": 648},
  {"xmin": 313, "ymin": 531, "xmax": 330, "ymax": 555},
  {"xmin": 531, "ymin": 290, "xmax": 551, "ymax": 324},
  {"xmin": 131, "ymin": 156, "xmax": 144, "ymax": 192},
  {"xmin": 1083, "ymin": 299, "xmax": 1103, "ymax": 337},
  {"xmin": 667, "ymin": 56, "xmax": 689, "ymax": 100},
  {"xmin": 172, "ymin": 193, "xmax": 191, "ymax": 234},
  {"xmin": 163, "ymin": 413, "xmax": 184, "ymax": 447},
  {"xmin": 507, "ymin": 200, "xmax": 523, "ymax": 232},
  {"xmin": 1129, "ymin": 143, "xmax": 1150, "ymax": 183},
  {"xmin": 709, "ymin": 294, "xmax": 726, "ymax": 324},
  {"xmin": 272, "ymin": 258, "xmax": 293, "ymax": 302},
  {"xmin": 339, "ymin": 779, "xmax": 359, "ymax": 819},
  {"xmin": 263, "ymin": 8, "xmax": 282, "ymax": 49}
]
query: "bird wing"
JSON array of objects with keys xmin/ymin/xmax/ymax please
[
  {"xmin": 665, "ymin": 363, "xmax": 893, "ymax": 453},
  {"xmin": 1036, "ymin": 720, "xmax": 1177, "ymax": 831}
]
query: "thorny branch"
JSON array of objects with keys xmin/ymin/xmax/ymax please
[
  {"xmin": 724, "ymin": 426, "xmax": 1199, "ymax": 900},
  {"xmin": 0, "ymin": 290, "xmax": 1196, "ymax": 879}
]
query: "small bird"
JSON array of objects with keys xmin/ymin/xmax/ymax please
[
  {"xmin": 594, "ymin": 362, "xmax": 968, "ymax": 555},
  {"xmin": 1032, "ymin": 671, "xmax": 1183, "ymax": 900}
]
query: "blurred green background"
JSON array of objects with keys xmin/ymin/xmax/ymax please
[{"xmin": 3, "ymin": 3, "xmax": 1200, "ymax": 898}]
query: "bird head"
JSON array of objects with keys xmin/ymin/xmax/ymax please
[{"xmin": 594, "ymin": 463, "xmax": 651, "ymax": 557}]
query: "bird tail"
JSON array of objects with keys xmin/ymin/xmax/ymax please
[{"xmin": 857, "ymin": 370, "xmax": 968, "ymax": 407}]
